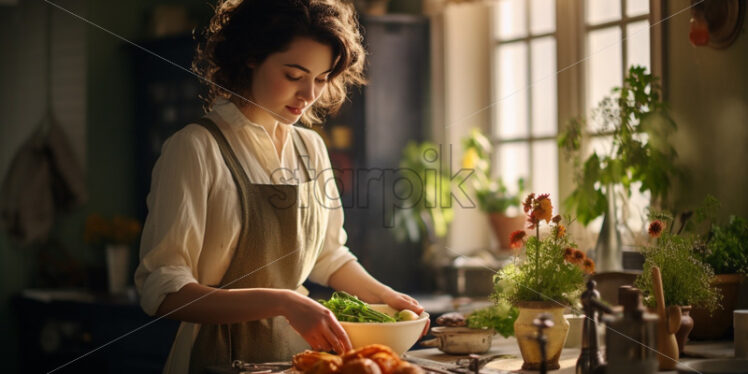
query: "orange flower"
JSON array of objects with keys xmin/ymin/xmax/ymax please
[
  {"xmin": 563, "ymin": 247, "xmax": 575, "ymax": 262},
  {"xmin": 572, "ymin": 249, "xmax": 586, "ymax": 264},
  {"xmin": 530, "ymin": 194, "xmax": 553, "ymax": 224},
  {"xmin": 552, "ymin": 215, "xmax": 562, "ymax": 224},
  {"xmin": 554, "ymin": 224, "xmax": 566, "ymax": 239},
  {"xmin": 583, "ymin": 258, "xmax": 596, "ymax": 274},
  {"xmin": 648, "ymin": 220, "xmax": 665, "ymax": 238},
  {"xmin": 522, "ymin": 193, "xmax": 535, "ymax": 213},
  {"xmin": 509, "ymin": 230, "xmax": 527, "ymax": 249}
]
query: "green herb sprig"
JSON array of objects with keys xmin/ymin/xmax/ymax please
[
  {"xmin": 319, "ymin": 291, "xmax": 397, "ymax": 323},
  {"xmin": 466, "ymin": 303, "xmax": 518, "ymax": 338}
]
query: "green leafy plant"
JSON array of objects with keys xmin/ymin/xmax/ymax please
[
  {"xmin": 492, "ymin": 194, "xmax": 591, "ymax": 306},
  {"xmin": 635, "ymin": 213, "xmax": 720, "ymax": 311},
  {"xmin": 462, "ymin": 129, "xmax": 525, "ymax": 213},
  {"xmin": 392, "ymin": 141, "xmax": 454, "ymax": 243},
  {"xmin": 466, "ymin": 301, "xmax": 519, "ymax": 338},
  {"xmin": 677, "ymin": 195, "xmax": 747, "ymax": 275},
  {"xmin": 703, "ymin": 216, "xmax": 748, "ymax": 274},
  {"xmin": 558, "ymin": 65, "xmax": 682, "ymax": 225}
]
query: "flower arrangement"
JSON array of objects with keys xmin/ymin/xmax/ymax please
[
  {"xmin": 84, "ymin": 213, "xmax": 142, "ymax": 247},
  {"xmin": 493, "ymin": 194, "xmax": 593, "ymax": 306},
  {"xmin": 635, "ymin": 211, "xmax": 720, "ymax": 311},
  {"xmin": 461, "ymin": 129, "xmax": 525, "ymax": 214}
]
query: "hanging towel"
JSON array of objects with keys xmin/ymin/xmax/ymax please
[{"xmin": 0, "ymin": 122, "xmax": 87, "ymax": 246}]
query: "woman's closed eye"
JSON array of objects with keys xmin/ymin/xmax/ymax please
[{"xmin": 285, "ymin": 74, "xmax": 327, "ymax": 84}]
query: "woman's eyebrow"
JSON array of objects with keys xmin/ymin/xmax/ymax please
[{"xmin": 284, "ymin": 64, "xmax": 332, "ymax": 74}]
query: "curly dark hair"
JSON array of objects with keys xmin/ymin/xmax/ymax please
[{"xmin": 192, "ymin": 0, "xmax": 367, "ymax": 126}]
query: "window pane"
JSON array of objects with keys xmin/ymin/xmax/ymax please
[
  {"xmin": 531, "ymin": 37, "xmax": 557, "ymax": 137},
  {"xmin": 495, "ymin": 42, "xmax": 529, "ymax": 139},
  {"xmin": 626, "ymin": 0, "xmax": 649, "ymax": 17},
  {"xmin": 496, "ymin": 142, "xmax": 529, "ymax": 195},
  {"xmin": 531, "ymin": 140, "xmax": 558, "ymax": 202},
  {"xmin": 587, "ymin": 135, "xmax": 613, "ymax": 159},
  {"xmin": 530, "ymin": 0, "xmax": 555, "ymax": 34},
  {"xmin": 587, "ymin": 27, "xmax": 622, "ymax": 130},
  {"xmin": 586, "ymin": 0, "xmax": 621, "ymax": 25},
  {"xmin": 627, "ymin": 21, "xmax": 650, "ymax": 71},
  {"xmin": 495, "ymin": 0, "xmax": 527, "ymax": 40}
]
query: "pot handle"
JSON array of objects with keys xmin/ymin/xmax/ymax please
[{"xmin": 420, "ymin": 338, "xmax": 441, "ymax": 348}]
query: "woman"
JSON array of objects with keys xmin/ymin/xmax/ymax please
[{"xmin": 134, "ymin": 0, "xmax": 427, "ymax": 373}]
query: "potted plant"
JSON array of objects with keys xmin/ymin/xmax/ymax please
[
  {"xmin": 392, "ymin": 141, "xmax": 454, "ymax": 261},
  {"xmin": 559, "ymin": 66, "xmax": 682, "ymax": 271},
  {"xmin": 493, "ymin": 194, "xmax": 592, "ymax": 370},
  {"xmin": 462, "ymin": 129, "xmax": 526, "ymax": 251},
  {"xmin": 84, "ymin": 213, "xmax": 142, "ymax": 294},
  {"xmin": 689, "ymin": 196, "xmax": 748, "ymax": 339},
  {"xmin": 634, "ymin": 211, "xmax": 720, "ymax": 353}
]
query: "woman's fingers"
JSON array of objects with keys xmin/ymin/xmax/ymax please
[
  {"xmin": 327, "ymin": 318, "xmax": 353, "ymax": 352},
  {"xmin": 420, "ymin": 318, "xmax": 431, "ymax": 338}
]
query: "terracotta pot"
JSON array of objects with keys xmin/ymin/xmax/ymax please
[
  {"xmin": 690, "ymin": 274, "xmax": 746, "ymax": 340},
  {"xmin": 514, "ymin": 301, "xmax": 569, "ymax": 370},
  {"xmin": 488, "ymin": 213, "xmax": 525, "ymax": 251},
  {"xmin": 675, "ymin": 305, "xmax": 694, "ymax": 354}
]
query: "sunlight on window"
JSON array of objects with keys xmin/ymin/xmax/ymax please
[
  {"xmin": 627, "ymin": 21, "xmax": 651, "ymax": 70},
  {"xmin": 586, "ymin": 0, "xmax": 621, "ymax": 25},
  {"xmin": 531, "ymin": 37, "xmax": 557, "ymax": 136},
  {"xmin": 497, "ymin": 143, "xmax": 529, "ymax": 194},
  {"xmin": 496, "ymin": 42, "xmax": 529, "ymax": 139},
  {"xmin": 532, "ymin": 140, "xmax": 558, "ymax": 200},
  {"xmin": 587, "ymin": 27, "xmax": 622, "ymax": 125},
  {"xmin": 626, "ymin": 0, "xmax": 649, "ymax": 17},
  {"xmin": 496, "ymin": 0, "xmax": 527, "ymax": 40},
  {"xmin": 530, "ymin": 0, "xmax": 555, "ymax": 34}
]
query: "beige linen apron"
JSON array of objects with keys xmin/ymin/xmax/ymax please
[{"xmin": 188, "ymin": 117, "xmax": 327, "ymax": 373}]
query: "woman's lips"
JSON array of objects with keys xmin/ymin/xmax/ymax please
[{"xmin": 286, "ymin": 106, "xmax": 302, "ymax": 115}]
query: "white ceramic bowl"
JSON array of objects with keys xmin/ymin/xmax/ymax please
[{"xmin": 338, "ymin": 304, "xmax": 430, "ymax": 355}]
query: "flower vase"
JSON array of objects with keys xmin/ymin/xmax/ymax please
[
  {"xmin": 675, "ymin": 305, "xmax": 694, "ymax": 354},
  {"xmin": 514, "ymin": 301, "xmax": 570, "ymax": 370},
  {"xmin": 594, "ymin": 185, "xmax": 623, "ymax": 272},
  {"xmin": 106, "ymin": 244, "xmax": 130, "ymax": 294}
]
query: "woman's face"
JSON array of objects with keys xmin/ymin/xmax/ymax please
[{"xmin": 244, "ymin": 37, "xmax": 334, "ymax": 126}]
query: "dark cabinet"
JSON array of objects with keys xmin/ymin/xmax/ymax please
[
  {"xmin": 14, "ymin": 292, "xmax": 178, "ymax": 373},
  {"xmin": 321, "ymin": 15, "xmax": 433, "ymax": 293}
]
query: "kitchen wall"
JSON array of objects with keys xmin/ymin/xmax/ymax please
[
  {"xmin": 0, "ymin": 0, "xmax": 205, "ymax": 370},
  {"xmin": 666, "ymin": 0, "xmax": 748, "ymax": 219}
]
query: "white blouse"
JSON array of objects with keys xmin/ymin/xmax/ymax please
[{"xmin": 134, "ymin": 98, "xmax": 357, "ymax": 317}]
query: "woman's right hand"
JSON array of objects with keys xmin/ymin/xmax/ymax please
[{"xmin": 281, "ymin": 290, "xmax": 352, "ymax": 354}]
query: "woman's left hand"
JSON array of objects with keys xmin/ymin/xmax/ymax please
[{"xmin": 380, "ymin": 290, "xmax": 430, "ymax": 338}]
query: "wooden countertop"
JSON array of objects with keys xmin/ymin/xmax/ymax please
[{"xmin": 404, "ymin": 337, "xmax": 736, "ymax": 373}]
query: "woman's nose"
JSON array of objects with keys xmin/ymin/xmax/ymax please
[{"xmin": 297, "ymin": 81, "xmax": 315, "ymax": 103}]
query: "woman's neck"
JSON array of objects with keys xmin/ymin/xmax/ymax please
[{"xmin": 230, "ymin": 97, "xmax": 280, "ymax": 135}]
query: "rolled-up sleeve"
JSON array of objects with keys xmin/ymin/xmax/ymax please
[
  {"xmin": 307, "ymin": 133, "xmax": 357, "ymax": 286},
  {"xmin": 134, "ymin": 126, "xmax": 211, "ymax": 316}
]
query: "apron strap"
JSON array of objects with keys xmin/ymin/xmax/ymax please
[{"xmin": 194, "ymin": 117, "xmax": 251, "ymax": 249}]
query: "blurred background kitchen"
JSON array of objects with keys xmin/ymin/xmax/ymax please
[{"xmin": 1, "ymin": 0, "xmax": 747, "ymax": 372}]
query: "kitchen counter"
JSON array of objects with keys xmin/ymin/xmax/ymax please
[{"xmin": 405, "ymin": 336, "xmax": 737, "ymax": 373}]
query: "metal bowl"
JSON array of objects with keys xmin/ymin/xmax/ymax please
[{"xmin": 421, "ymin": 326, "xmax": 494, "ymax": 354}]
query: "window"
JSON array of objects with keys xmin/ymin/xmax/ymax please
[
  {"xmin": 490, "ymin": 0, "xmax": 655, "ymax": 240},
  {"xmin": 491, "ymin": 0, "xmax": 559, "ymax": 207}
]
